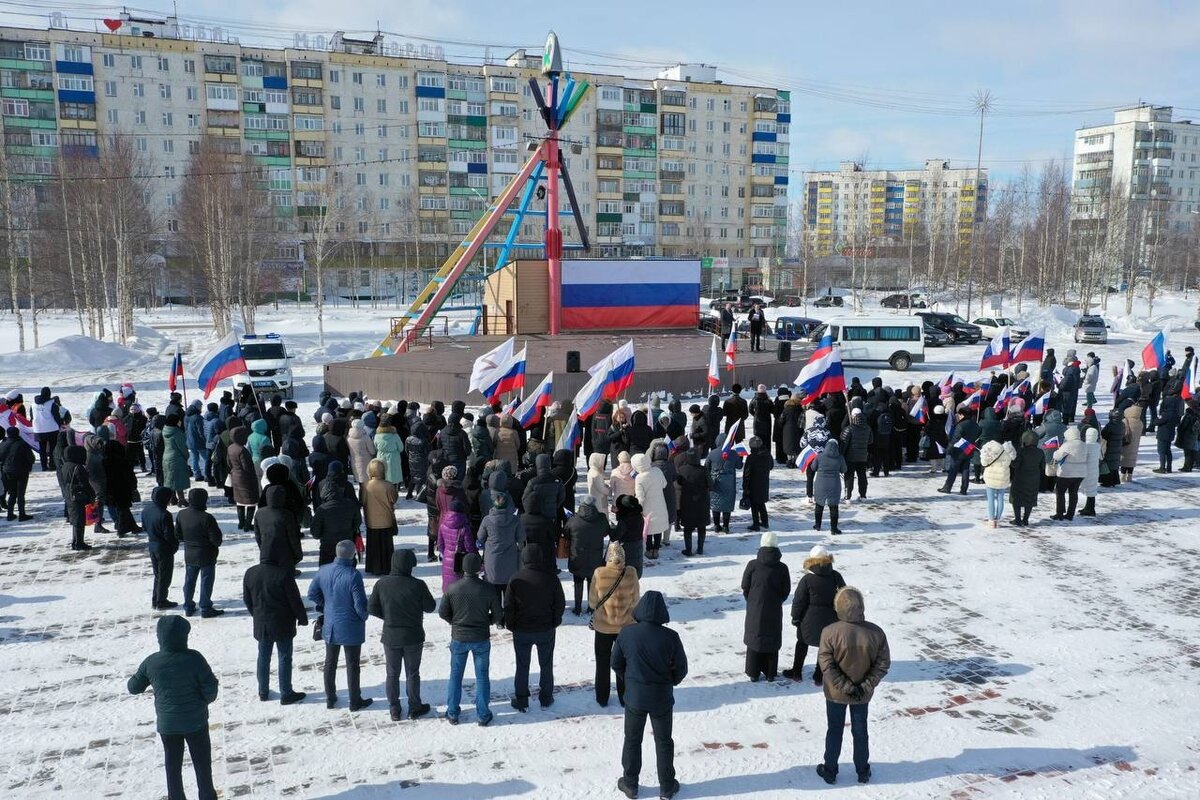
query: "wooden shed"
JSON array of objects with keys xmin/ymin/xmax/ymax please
[{"xmin": 481, "ymin": 259, "xmax": 549, "ymax": 335}]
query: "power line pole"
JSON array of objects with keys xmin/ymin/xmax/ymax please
[{"xmin": 965, "ymin": 89, "xmax": 991, "ymax": 319}]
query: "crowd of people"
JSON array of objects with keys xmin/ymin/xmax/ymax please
[{"xmin": 2, "ymin": 337, "xmax": 1195, "ymax": 799}]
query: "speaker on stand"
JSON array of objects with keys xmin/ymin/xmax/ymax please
[{"xmin": 566, "ymin": 350, "xmax": 581, "ymax": 373}]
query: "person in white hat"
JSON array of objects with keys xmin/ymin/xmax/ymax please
[
  {"xmin": 782, "ymin": 545, "xmax": 845, "ymax": 683},
  {"xmin": 741, "ymin": 531, "xmax": 791, "ymax": 682}
]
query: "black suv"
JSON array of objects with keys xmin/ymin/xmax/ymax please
[{"xmin": 916, "ymin": 311, "xmax": 982, "ymax": 344}]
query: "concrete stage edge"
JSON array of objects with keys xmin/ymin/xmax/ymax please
[{"xmin": 324, "ymin": 332, "xmax": 814, "ymax": 404}]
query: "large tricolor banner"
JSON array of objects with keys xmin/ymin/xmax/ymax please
[{"xmin": 560, "ymin": 260, "xmax": 700, "ymax": 330}]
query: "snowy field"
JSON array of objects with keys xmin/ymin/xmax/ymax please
[{"xmin": 1, "ymin": 297, "xmax": 1199, "ymax": 798}]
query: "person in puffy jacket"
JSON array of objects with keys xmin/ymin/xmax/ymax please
[
  {"xmin": 1119, "ymin": 402, "xmax": 1144, "ymax": 482},
  {"xmin": 373, "ymin": 418, "xmax": 405, "ymax": 487},
  {"xmin": 591, "ymin": 541, "xmax": 640, "ymax": 707},
  {"xmin": 404, "ymin": 417, "xmax": 429, "ymax": 501},
  {"xmin": 438, "ymin": 552, "xmax": 502, "ymax": 726},
  {"xmin": 813, "ymin": 440, "xmax": 847, "ymax": 534},
  {"xmin": 610, "ymin": 451, "xmax": 636, "ymax": 501},
  {"xmin": 368, "ymin": 548, "xmax": 435, "ymax": 721},
  {"xmin": 783, "ymin": 545, "xmax": 846, "ymax": 683},
  {"xmin": 184, "ymin": 401, "xmax": 207, "ymax": 484},
  {"xmin": 437, "ymin": 493, "xmax": 476, "ymax": 592},
  {"xmin": 1099, "ymin": 409, "xmax": 1124, "ymax": 487},
  {"xmin": 816, "ymin": 587, "xmax": 890, "ymax": 786},
  {"xmin": 161, "ymin": 417, "xmax": 191, "ymax": 505},
  {"xmin": 477, "ymin": 490, "xmax": 525, "ymax": 599},
  {"xmin": 707, "ymin": 451, "xmax": 738, "ymax": 533},
  {"xmin": 243, "ymin": 534, "xmax": 309, "ymax": 706},
  {"xmin": 1154, "ymin": 387, "xmax": 1183, "ymax": 474},
  {"xmin": 523, "ymin": 453, "xmax": 564, "ymax": 528},
  {"xmin": 741, "ymin": 437, "xmax": 773, "ymax": 532},
  {"xmin": 57, "ymin": 444, "xmax": 95, "ymax": 549},
  {"xmin": 1050, "ymin": 426, "xmax": 1086, "ymax": 521},
  {"xmin": 567, "ymin": 495, "xmax": 609, "ymax": 614},
  {"xmin": 504, "ymin": 543, "xmax": 565, "ymax": 711},
  {"xmin": 246, "ymin": 417, "xmax": 272, "ymax": 469},
  {"xmin": 631, "ymin": 452, "xmax": 668, "ymax": 559},
  {"xmin": 308, "ymin": 540, "xmax": 372, "ymax": 711},
  {"xmin": 612, "ymin": 494, "xmax": 646, "ymax": 577},
  {"xmin": 362, "ymin": 459, "xmax": 398, "ymax": 576},
  {"xmin": 741, "ymin": 531, "xmax": 790, "ymax": 682},
  {"xmin": 1177, "ymin": 401, "xmax": 1199, "ymax": 472},
  {"xmin": 586, "ymin": 452, "xmax": 611, "ymax": 516},
  {"xmin": 611, "ymin": 591, "xmax": 687, "ymax": 800},
  {"xmin": 1079, "ymin": 426, "xmax": 1102, "ymax": 516},
  {"xmin": 142, "ymin": 486, "xmax": 179, "ymax": 609},
  {"xmin": 177, "ymin": 488, "xmax": 224, "ymax": 617},
  {"xmin": 675, "ymin": 450, "xmax": 709, "ymax": 556},
  {"xmin": 651, "ymin": 443, "xmax": 677, "ymax": 544},
  {"xmin": 840, "ymin": 408, "xmax": 873, "ymax": 500},
  {"xmin": 127, "ymin": 616, "xmax": 219, "ymax": 800},
  {"xmin": 1009, "ymin": 430, "xmax": 1042, "ymax": 526},
  {"xmin": 1083, "ymin": 353, "xmax": 1101, "ymax": 409},
  {"xmin": 346, "ymin": 418, "xmax": 377, "ymax": 485},
  {"xmin": 979, "ymin": 439, "xmax": 1017, "ymax": 528}
]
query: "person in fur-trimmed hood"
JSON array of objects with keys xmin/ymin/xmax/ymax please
[{"xmin": 783, "ymin": 545, "xmax": 846, "ymax": 683}]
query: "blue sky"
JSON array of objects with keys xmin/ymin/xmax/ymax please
[{"xmin": 10, "ymin": 0, "xmax": 1200, "ymax": 183}]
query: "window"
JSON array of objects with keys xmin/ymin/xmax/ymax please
[
  {"xmin": 164, "ymin": 166, "xmax": 175, "ymax": 178},
  {"xmin": 242, "ymin": 61, "xmax": 264, "ymax": 78},
  {"xmin": 187, "ymin": 86, "xmax": 198, "ymax": 101},
  {"xmin": 397, "ymin": 74, "xmax": 409, "ymax": 89},
  {"xmin": 102, "ymin": 53, "xmax": 115, "ymax": 67},
  {"xmin": 353, "ymin": 97, "xmax": 365, "ymax": 112},
  {"xmin": 204, "ymin": 55, "xmax": 235, "ymax": 74},
  {"xmin": 135, "ymin": 136, "xmax": 147, "ymax": 151},
  {"xmin": 377, "ymin": 98, "xmax": 386, "ymax": 113},
  {"xmin": 354, "ymin": 122, "xmax": 365, "ymax": 136},
  {"xmin": 163, "ymin": 139, "xmax": 174, "ymax": 154},
  {"xmin": 2, "ymin": 99, "xmax": 28, "ymax": 117},
  {"xmin": 243, "ymin": 88, "xmax": 264, "ymax": 104},
  {"xmin": 600, "ymin": 86, "xmax": 621, "ymax": 102},
  {"xmin": 291, "ymin": 61, "xmax": 322, "ymax": 80},
  {"xmin": 134, "ymin": 110, "xmax": 146, "ymax": 125},
  {"xmin": 265, "ymin": 89, "xmax": 287, "ymax": 106},
  {"xmin": 166, "ymin": 219, "xmax": 178, "ymax": 232},
  {"xmin": 187, "ymin": 113, "xmax": 200, "ymax": 128},
  {"xmin": 61, "ymin": 102, "xmax": 95, "ymax": 120},
  {"xmin": 416, "ymin": 71, "xmax": 444, "ymax": 88},
  {"xmin": 376, "ymin": 73, "xmax": 386, "ymax": 87},
  {"xmin": 352, "ymin": 71, "xmax": 363, "ymax": 84},
  {"xmin": 106, "ymin": 108, "xmax": 118, "ymax": 124},
  {"xmin": 58, "ymin": 75, "xmax": 94, "ymax": 92},
  {"xmin": 489, "ymin": 76, "xmax": 516, "ymax": 93},
  {"xmin": 162, "ymin": 111, "xmax": 174, "ymax": 126},
  {"xmin": 184, "ymin": 59, "xmax": 195, "ymax": 74},
  {"xmin": 397, "ymin": 100, "xmax": 409, "ymax": 114},
  {"xmin": 132, "ymin": 82, "xmax": 145, "ymax": 97},
  {"xmin": 294, "ymin": 114, "xmax": 324, "ymax": 131},
  {"xmin": 879, "ymin": 326, "xmax": 920, "ymax": 342},
  {"xmin": 379, "ymin": 173, "xmax": 389, "ymax": 187},
  {"xmin": 292, "ymin": 88, "xmax": 322, "ymax": 106},
  {"xmin": 160, "ymin": 83, "xmax": 171, "ymax": 99},
  {"xmin": 660, "ymin": 112, "xmax": 686, "ymax": 137},
  {"xmin": 157, "ymin": 56, "xmax": 169, "ymax": 71},
  {"xmin": 244, "ymin": 114, "xmax": 267, "ymax": 130},
  {"xmin": 377, "ymin": 125, "xmax": 388, "ymax": 138},
  {"xmin": 418, "ymin": 98, "xmax": 443, "ymax": 113},
  {"xmin": 296, "ymin": 140, "xmax": 325, "ymax": 158},
  {"xmin": 418, "ymin": 121, "xmax": 445, "ymax": 137},
  {"xmin": 189, "ymin": 140, "xmax": 200, "ymax": 154},
  {"xmin": 330, "ymin": 95, "xmax": 341, "ymax": 110},
  {"xmin": 24, "ymin": 43, "xmax": 50, "ymax": 61},
  {"xmin": 103, "ymin": 80, "xmax": 117, "ymax": 97}
]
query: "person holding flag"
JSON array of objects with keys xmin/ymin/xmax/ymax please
[{"xmin": 938, "ymin": 407, "xmax": 981, "ymax": 495}]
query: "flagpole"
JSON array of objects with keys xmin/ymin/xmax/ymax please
[{"xmin": 179, "ymin": 346, "xmax": 188, "ymax": 407}]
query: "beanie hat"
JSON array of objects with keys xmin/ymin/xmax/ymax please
[
  {"xmin": 462, "ymin": 553, "xmax": 482, "ymax": 576},
  {"xmin": 442, "ymin": 465, "xmax": 458, "ymax": 480},
  {"xmin": 850, "ymin": 408, "xmax": 862, "ymax": 417},
  {"xmin": 760, "ymin": 531, "xmax": 778, "ymax": 548},
  {"xmin": 809, "ymin": 544, "xmax": 830, "ymax": 560},
  {"xmin": 934, "ymin": 405, "xmax": 945, "ymax": 415}
]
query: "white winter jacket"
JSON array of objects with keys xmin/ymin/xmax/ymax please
[
  {"xmin": 980, "ymin": 440, "xmax": 1017, "ymax": 490},
  {"xmin": 1081, "ymin": 427, "xmax": 1102, "ymax": 497},
  {"xmin": 1052, "ymin": 427, "xmax": 1087, "ymax": 479},
  {"xmin": 630, "ymin": 453, "xmax": 669, "ymax": 536}
]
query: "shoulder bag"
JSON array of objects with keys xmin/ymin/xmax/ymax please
[{"xmin": 588, "ymin": 564, "xmax": 627, "ymax": 631}]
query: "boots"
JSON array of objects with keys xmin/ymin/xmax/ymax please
[
  {"xmin": 829, "ymin": 506, "xmax": 841, "ymax": 535},
  {"xmin": 721, "ymin": 512, "xmax": 730, "ymax": 532},
  {"xmin": 711, "ymin": 509, "xmax": 722, "ymax": 532},
  {"xmin": 1079, "ymin": 497, "xmax": 1096, "ymax": 517},
  {"xmin": 813, "ymin": 504, "xmax": 824, "ymax": 531},
  {"xmin": 682, "ymin": 530, "xmax": 693, "ymax": 557},
  {"xmin": 781, "ymin": 647, "xmax": 805, "ymax": 681},
  {"xmin": 696, "ymin": 529, "xmax": 705, "ymax": 555}
]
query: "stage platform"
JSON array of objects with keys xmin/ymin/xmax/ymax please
[{"xmin": 324, "ymin": 331, "xmax": 813, "ymax": 405}]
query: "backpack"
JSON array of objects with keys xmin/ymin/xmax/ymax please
[{"xmin": 875, "ymin": 411, "xmax": 893, "ymax": 436}]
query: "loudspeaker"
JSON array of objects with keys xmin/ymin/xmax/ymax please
[
  {"xmin": 777, "ymin": 341, "xmax": 792, "ymax": 362},
  {"xmin": 566, "ymin": 350, "xmax": 581, "ymax": 373}
]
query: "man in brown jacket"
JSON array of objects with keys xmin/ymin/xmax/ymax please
[{"xmin": 816, "ymin": 586, "xmax": 890, "ymax": 785}]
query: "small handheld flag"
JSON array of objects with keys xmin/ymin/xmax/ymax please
[
  {"xmin": 724, "ymin": 328, "xmax": 738, "ymax": 371},
  {"xmin": 168, "ymin": 345, "xmax": 184, "ymax": 393},
  {"xmin": 1041, "ymin": 436, "xmax": 1061, "ymax": 450},
  {"xmin": 731, "ymin": 440, "xmax": 751, "ymax": 458},
  {"xmin": 719, "ymin": 418, "xmax": 742, "ymax": 460},
  {"xmin": 1141, "ymin": 331, "xmax": 1167, "ymax": 372},
  {"xmin": 910, "ymin": 396, "xmax": 928, "ymax": 424},
  {"xmin": 1029, "ymin": 391, "xmax": 1051, "ymax": 418},
  {"xmin": 556, "ymin": 410, "xmax": 581, "ymax": 452},
  {"xmin": 954, "ymin": 437, "xmax": 978, "ymax": 457},
  {"xmin": 513, "ymin": 372, "xmax": 554, "ymax": 429},
  {"xmin": 796, "ymin": 445, "xmax": 818, "ymax": 471},
  {"xmin": 483, "ymin": 347, "xmax": 527, "ymax": 403},
  {"xmin": 795, "ymin": 334, "xmax": 846, "ymax": 404}
]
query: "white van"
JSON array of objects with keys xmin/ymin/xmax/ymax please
[{"xmin": 808, "ymin": 315, "xmax": 925, "ymax": 371}]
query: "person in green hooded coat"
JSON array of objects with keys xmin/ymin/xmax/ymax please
[
  {"xmin": 161, "ymin": 414, "xmax": 191, "ymax": 505},
  {"xmin": 127, "ymin": 615, "xmax": 219, "ymax": 800}
]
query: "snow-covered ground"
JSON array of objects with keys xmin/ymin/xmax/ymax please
[{"xmin": 0, "ymin": 299, "xmax": 1199, "ymax": 798}]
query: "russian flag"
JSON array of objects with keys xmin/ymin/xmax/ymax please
[
  {"xmin": 193, "ymin": 331, "xmax": 248, "ymax": 399},
  {"xmin": 503, "ymin": 395, "xmax": 522, "ymax": 416},
  {"xmin": 1041, "ymin": 436, "xmax": 1061, "ymax": 450},
  {"xmin": 513, "ymin": 371, "xmax": 553, "ymax": 429},
  {"xmin": 168, "ymin": 345, "xmax": 184, "ymax": 392},
  {"xmin": 979, "ymin": 327, "xmax": 1011, "ymax": 370},
  {"xmin": 483, "ymin": 348, "xmax": 527, "ymax": 403},
  {"xmin": 992, "ymin": 385, "xmax": 1012, "ymax": 413},
  {"xmin": 954, "ymin": 437, "xmax": 978, "ymax": 457},
  {"xmin": 937, "ymin": 371, "xmax": 955, "ymax": 390},
  {"xmin": 588, "ymin": 340, "xmax": 635, "ymax": 400},
  {"xmin": 707, "ymin": 335, "xmax": 721, "ymax": 389},
  {"xmin": 962, "ymin": 391, "xmax": 983, "ymax": 411},
  {"xmin": 1111, "ymin": 358, "xmax": 1131, "ymax": 397},
  {"xmin": 666, "ymin": 437, "xmax": 679, "ymax": 455},
  {"xmin": 910, "ymin": 395, "xmax": 928, "ymax": 424},
  {"xmin": 556, "ymin": 410, "xmax": 581, "ymax": 452},
  {"xmin": 1029, "ymin": 391, "xmax": 1051, "ymax": 418},
  {"xmin": 719, "ymin": 418, "xmax": 742, "ymax": 460},
  {"xmin": 731, "ymin": 440, "xmax": 751, "ymax": 458},
  {"xmin": 795, "ymin": 335, "xmax": 846, "ymax": 405},
  {"xmin": 1010, "ymin": 327, "xmax": 1045, "ymax": 365},
  {"xmin": 725, "ymin": 327, "xmax": 738, "ymax": 370},
  {"xmin": 1141, "ymin": 331, "xmax": 1167, "ymax": 372},
  {"xmin": 561, "ymin": 260, "xmax": 700, "ymax": 330},
  {"xmin": 796, "ymin": 444, "xmax": 818, "ymax": 471},
  {"xmin": 573, "ymin": 357, "xmax": 611, "ymax": 421},
  {"xmin": 1183, "ymin": 359, "xmax": 1199, "ymax": 401}
]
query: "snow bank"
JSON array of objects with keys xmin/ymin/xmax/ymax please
[{"xmin": 0, "ymin": 334, "xmax": 151, "ymax": 376}]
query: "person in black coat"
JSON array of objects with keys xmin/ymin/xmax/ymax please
[
  {"xmin": 177, "ymin": 488, "xmax": 224, "ymax": 618},
  {"xmin": 243, "ymin": 536, "xmax": 308, "ymax": 705},
  {"xmin": 839, "ymin": 408, "xmax": 873, "ymax": 499},
  {"xmin": 611, "ymin": 494, "xmax": 646, "ymax": 578},
  {"xmin": 748, "ymin": 386, "xmax": 773, "ymax": 443},
  {"xmin": 255, "ymin": 485, "xmax": 303, "ymax": 570},
  {"xmin": 741, "ymin": 532, "xmax": 791, "ymax": 682},
  {"xmin": 702, "ymin": 395, "xmax": 723, "ymax": 450},
  {"xmin": 723, "ymin": 386, "xmax": 749, "ymax": 443},
  {"xmin": 674, "ymin": 450, "xmax": 710, "ymax": 556},
  {"xmin": 772, "ymin": 387, "xmax": 791, "ymax": 464},
  {"xmin": 520, "ymin": 511, "xmax": 559, "ymax": 574},
  {"xmin": 504, "ymin": 544, "xmax": 566, "ymax": 711},
  {"xmin": 625, "ymin": 410, "xmax": 655, "ymax": 456},
  {"xmin": 939, "ymin": 410, "xmax": 981, "ymax": 495},
  {"xmin": 368, "ymin": 549, "xmax": 436, "ymax": 720},
  {"xmin": 741, "ymin": 436, "xmax": 773, "ymax": 532},
  {"xmin": 1154, "ymin": 387, "xmax": 1184, "ymax": 473},
  {"xmin": 782, "ymin": 545, "xmax": 845, "ymax": 683},
  {"xmin": 612, "ymin": 591, "xmax": 688, "ymax": 800},
  {"xmin": 57, "ymin": 444, "xmax": 95, "ymax": 550},
  {"xmin": 0, "ymin": 426, "xmax": 35, "ymax": 521},
  {"xmin": 142, "ymin": 486, "xmax": 179, "ymax": 610},
  {"xmin": 1100, "ymin": 410, "xmax": 1124, "ymax": 487},
  {"xmin": 1009, "ymin": 430, "xmax": 1042, "ymax": 526},
  {"xmin": 567, "ymin": 496, "xmax": 610, "ymax": 615}
]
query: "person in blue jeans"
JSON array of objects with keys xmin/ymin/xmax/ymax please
[
  {"xmin": 816, "ymin": 586, "xmax": 891, "ymax": 785},
  {"xmin": 244, "ymin": 535, "xmax": 309, "ymax": 705},
  {"xmin": 439, "ymin": 552, "xmax": 502, "ymax": 725}
]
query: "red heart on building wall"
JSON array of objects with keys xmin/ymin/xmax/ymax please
[{"xmin": 102, "ymin": 18, "xmax": 123, "ymax": 31}]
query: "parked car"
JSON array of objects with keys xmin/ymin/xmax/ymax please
[
  {"xmin": 916, "ymin": 311, "xmax": 982, "ymax": 344},
  {"xmin": 1073, "ymin": 315, "xmax": 1110, "ymax": 344},
  {"xmin": 881, "ymin": 293, "xmax": 928, "ymax": 309},
  {"xmin": 971, "ymin": 317, "xmax": 1030, "ymax": 342},
  {"xmin": 773, "ymin": 316, "xmax": 823, "ymax": 341},
  {"xmin": 698, "ymin": 315, "xmax": 751, "ymax": 336},
  {"xmin": 923, "ymin": 325, "xmax": 951, "ymax": 347},
  {"xmin": 813, "ymin": 294, "xmax": 845, "ymax": 308},
  {"xmin": 708, "ymin": 294, "xmax": 762, "ymax": 313},
  {"xmin": 769, "ymin": 294, "xmax": 805, "ymax": 308}
]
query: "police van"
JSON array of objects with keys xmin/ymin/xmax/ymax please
[
  {"xmin": 807, "ymin": 315, "xmax": 925, "ymax": 371},
  {"xmin": 233, "ymin": 333, "xmax": 295, "ymax": 399}
]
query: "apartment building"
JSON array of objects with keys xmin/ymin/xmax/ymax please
[
  {"xmin": 802, "ymin": 160, "xmax": 987, "ymax": 257},
  {"xmin": 1071, "ymin": 105, "xmax": 1199, "ymax": 265},
  {"xmin": 0, "ymin": 16, "xmax": 789, "ymax": 285}
]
